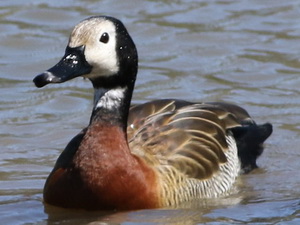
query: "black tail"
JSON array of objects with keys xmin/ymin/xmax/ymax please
[{"xmin": 232, "ymin": 122, "xmax": 273, "ymax": 173}]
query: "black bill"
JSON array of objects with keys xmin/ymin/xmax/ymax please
[{"xmin": 33, "ymin": 45, "xmax": 92, "ymax": 88}]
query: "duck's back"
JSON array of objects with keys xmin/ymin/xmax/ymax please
[{"xmin": 127, "ymin": 99, "xmax": 272, "ymax": 205}]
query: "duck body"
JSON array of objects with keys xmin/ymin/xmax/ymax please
[
  {"xmin": 44, "ymin": 124, "xmax": 159, "ymax": 210},
  {"xmin": 33, "ymin": 16, "xmax": 272, "ymax": 210}
]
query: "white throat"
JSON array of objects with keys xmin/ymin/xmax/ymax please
[{"xmin": 94, "ymin": 87, "xmax": 126, "ymax": 110}]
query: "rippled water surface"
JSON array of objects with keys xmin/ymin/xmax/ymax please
[{"xmin": 1, "ymin": 0, "xmax": 300, "ymax": 224}]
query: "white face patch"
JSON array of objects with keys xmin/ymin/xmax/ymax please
[
  {"xmin": 68, "ymin": 17, "xmax": 119, "ymax": 78},
  {"xmin": 95, "ymin": 87, "xmax": 126, "ymax": 110}
]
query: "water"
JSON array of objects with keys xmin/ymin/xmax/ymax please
[{"xmin": 1, "ymin": 0, "xmax": 300, "ymax": 224}]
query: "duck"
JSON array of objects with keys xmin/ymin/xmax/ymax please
[{"xmin": 33, "ymin": 16, "xmax": 272, "ymax": 210}]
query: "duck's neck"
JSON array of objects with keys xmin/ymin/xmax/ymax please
[{"xmin": 90, "ymin": 84, "xmax": 132, "ymax": 131}]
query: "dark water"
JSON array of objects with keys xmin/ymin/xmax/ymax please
[{"xmin": 1, "ymin": 0, "xmax": 299, "ymax": 224}]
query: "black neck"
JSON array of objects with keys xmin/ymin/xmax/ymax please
[
  {"xmin": 89, "ymin": 76, "xmax": 135, "ymax": 132},
  {"xmin": 88, "ymin": 24, "xmax": 138, "ymax": 131}
]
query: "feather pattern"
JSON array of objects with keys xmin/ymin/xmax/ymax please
[{"xmin": 127, "ymin": 99, "xmax": 243, "ymax": 205}]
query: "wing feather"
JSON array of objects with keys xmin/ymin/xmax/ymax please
[{"xmin": 127, "ymin": 99, "xmax": 244, "ymax": 180}]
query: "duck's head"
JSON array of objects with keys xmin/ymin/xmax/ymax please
[{"xmin": 33, "ymin": 16, "xmax": 138, "ymax": 89}]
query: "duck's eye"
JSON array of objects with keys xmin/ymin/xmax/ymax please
[{"xmin": 99, "ymin": 32, "xmax": 109, "ymax": 43}]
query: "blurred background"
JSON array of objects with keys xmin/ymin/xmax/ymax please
[{"xmin": 0, "ymin": 0, "xmax": 299, "ymax": 224}]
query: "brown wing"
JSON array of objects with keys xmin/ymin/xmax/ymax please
[
  {"xmin": 127, "ymin": 99, "xmax": 246, "ymax": 180},
  {"xmin": 207, "ymin": 102, "xmax": 254, "ymax": 124}
]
